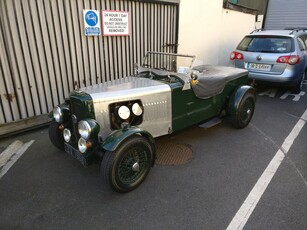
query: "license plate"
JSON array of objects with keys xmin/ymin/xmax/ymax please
[
  {"xmin": 64, "ymin": 143, "xmax": 87, "ymax": 167},
  {"xmin": 246, "ymin": 63, "xmax": 271, "ymax": 71}
]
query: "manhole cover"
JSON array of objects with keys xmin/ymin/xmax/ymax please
[{"xmin": 155, "ymin": 141, "xmax": 192, "ymax": 165}]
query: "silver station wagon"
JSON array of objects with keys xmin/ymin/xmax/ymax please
[{"xmin": 230, "ymin": 29, "xmax": 307, "ymax": 93}]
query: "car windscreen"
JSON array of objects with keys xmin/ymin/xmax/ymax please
[
  {"xmin": 237, "ymin": 36, "xmax": 294, "ymax": 53},
  {"xmin": 142, "ymin": 52, "xmax": 195, "ymax": 74}
]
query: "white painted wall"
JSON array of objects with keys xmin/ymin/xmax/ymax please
[{"xmin": 178, "ymin": 0, "xmax": 256, "ymax": 66}]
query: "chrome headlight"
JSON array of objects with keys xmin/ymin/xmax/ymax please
[
  {"xmin": 118, "ymin": 105, "xmax": 131, "ymax": 120},
  {"xmin": 63, "ymin": 128, "xmax": 71, "ymax": 142},
  {"xmin": 132, "ymin": 102, "xmax": 143, "ymax": 116},
  {"xmin": 78, "ymin": 120, "xmax": 91, "ymax": 140},
  {"xmin": 78, "ymin": 138, "xmax": 87, "ymax": 153},
  {"xmin": 53, "ymin": 106, "xmax": 63, "ymax": 123}
]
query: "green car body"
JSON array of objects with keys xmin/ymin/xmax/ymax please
[{"xmin": 49, "ymin": 52, "xmax": 256, "ymax": 193}]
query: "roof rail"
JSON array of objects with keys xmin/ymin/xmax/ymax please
[
  {"xmin": 284, "ymin": 27, "xmax": 307, "ymax": 35},
  {"xmin": 250, "ymin": 29, "xmax": 264, "ymax": 34}
]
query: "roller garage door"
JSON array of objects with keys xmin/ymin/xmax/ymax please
[{"xmin": 264, "ymin": 0, "xmax": 307, "ymax": 29}]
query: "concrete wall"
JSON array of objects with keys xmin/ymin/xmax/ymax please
[{"xmin": 178, "ymin": 0, "xmax": 256, "ymax": 66}]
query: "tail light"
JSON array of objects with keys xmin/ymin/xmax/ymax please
[
  {"xmin": 276, "ymin": 55, "xmax": 300, "ymax": 65},
  {"xmin": 230, "ymin": 51, "xmax": 244, "ymax": 60}
]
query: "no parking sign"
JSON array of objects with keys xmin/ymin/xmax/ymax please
[{"xmin": 83, "ymin": 10, "xmax": 101, "ymax": 36}]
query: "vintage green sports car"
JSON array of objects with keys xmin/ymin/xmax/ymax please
[{"xmin": 49, "ymin": 52, "xmax": 256, "ymax": 193}]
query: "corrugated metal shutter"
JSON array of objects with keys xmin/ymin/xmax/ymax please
[
  {"xmin": 264, "ymin": 0, "xmax": 307, "ymax": 29},
  {"xmin": 0, "ymin": 0, "xmax": 179, "ymax": 132}
]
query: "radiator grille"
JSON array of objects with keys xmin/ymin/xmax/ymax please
[
  {"xmin": 70, "ymin": 100, "xmax": 85, "ymax": 140},
  {"xmin": 70, "ymin": 100, "xmax": 86, "ymax": 122}
]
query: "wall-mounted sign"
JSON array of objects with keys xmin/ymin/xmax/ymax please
[
  {"xmin": 102, "ymin": 10, "xmax": 130, "ymax": 36},
  {"xmin": 83, "ymin": 10, "xmax": 101, "ymax": 36}
]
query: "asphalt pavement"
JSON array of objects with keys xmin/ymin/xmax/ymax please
[{"xmin": 0, "ymin": 83, "xmax": 307, "ymax": 230}]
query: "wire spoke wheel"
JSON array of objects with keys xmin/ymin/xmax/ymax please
[
  {"xmin": 117, "ymin": 147, "xmax": 148, "ymax": 185},
  {"xmin": 101, "ymin": 136, "xmax": 153, "ymax": 193}
]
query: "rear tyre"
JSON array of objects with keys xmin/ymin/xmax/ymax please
[
  {"xmin": 49, "ymin": 120, "xmax": 65, "ymax": 150},
  {"xmin": 101, "ymin": 136, "xmax": 153, "ymax": 193},
  {"xmin": 231, "ymin": 92, "xmax": 255, "ymax": 129},
  {"xmin": 292, "ymin": 70, "xmax": 306, "ymax": 94}
]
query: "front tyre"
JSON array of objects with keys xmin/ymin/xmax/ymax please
[
  {"xmin": 49, "ymin": 120, "xmax": 65, "ymax": 150},
  {"xmin": 101, "ymin": 136, "xmax": 153, "ymax": 193},
  {"xmin": 231, "ymin": 93, "xmax": 255, "ymax": 129}
]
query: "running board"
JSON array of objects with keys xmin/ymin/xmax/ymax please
[{"xmin": 199, "ymin": 117, "xmax": 222, "ymax": 129}]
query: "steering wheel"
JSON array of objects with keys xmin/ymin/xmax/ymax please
[{"xmin": 143, "ymin": 64, "xmax": 151, "ymax": 68}]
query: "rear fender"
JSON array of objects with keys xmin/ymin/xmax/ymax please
[
  {"xmin": 101, "ymin": 127, "xmax": 156, "ymax": 165},
  {"xmin": 228, "ymin": 85, "xmax": 256, "ymax": 115}
]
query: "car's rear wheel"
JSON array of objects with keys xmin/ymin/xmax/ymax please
[
  {"xmin": 231, "ymin": 92, "xmax": 255, "ymax": 129},
  {"xmin": 49, "ymin": 120, "xmax": 65, "ymax": 150},
  {"xmin": 292, "ymin": 70, "xmax": 306, "ymax": 94},
  {"xmin": 101, "ymin": 136, "xmax": 153, "ymax": 193}
]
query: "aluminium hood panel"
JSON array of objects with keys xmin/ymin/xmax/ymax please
[{"xmin": 80, "ymin": 77, "xmax": 172, "ymax": 139}]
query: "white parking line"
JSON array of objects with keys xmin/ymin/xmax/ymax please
[
  {"xmin": 227, "ymin": 109, "xmax": 307, "ymax": 230},
  {"xmin": 0, "ymin": 140, "xmax": 34, "ymax": 180}
]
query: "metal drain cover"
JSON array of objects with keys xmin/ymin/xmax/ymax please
[{"xmin": 155, "ymin": 141, "xmax": 192, "ymax": 165}]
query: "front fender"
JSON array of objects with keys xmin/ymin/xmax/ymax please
[
  {"xmin": 101, "ymin": 127, "xmax": 156, "ymax": 154},
  {"xmin": 228, "ymin": 85, "xmax": 256, "ymax": 115}
]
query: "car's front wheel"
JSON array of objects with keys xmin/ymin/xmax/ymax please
[
  {"xmin": 49, "ymin": 120, "xmax": 65, "ymax": 150},
  {"xmin": 101, "ymin": 136, "xmax": 153, "ymax": 193},
  {"xmin": 231, "ymin": 92, "xmax": 255, "ymax": 129}
]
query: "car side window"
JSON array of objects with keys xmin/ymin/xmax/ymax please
[{"xmin": 297, "ymin": 36, "xmax": 306, "ymax": 51}]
